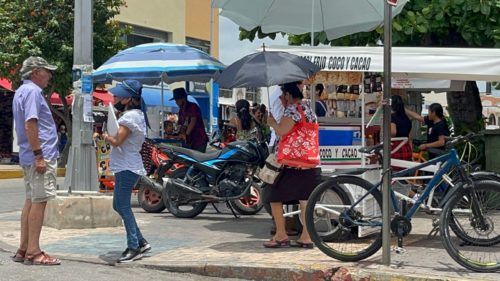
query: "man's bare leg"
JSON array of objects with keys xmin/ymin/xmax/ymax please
[
  {"xmin": 19, "ymin": 199, "xmax": 32, "ymax": 252},
  {"xmin": 26, "ymin": 201, "xmax": 47, "ymax": 255}
]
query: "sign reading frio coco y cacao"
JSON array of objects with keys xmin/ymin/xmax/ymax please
[{"xmin": 302, "ymin": 55, "xmax": 373, "ymax": 72}]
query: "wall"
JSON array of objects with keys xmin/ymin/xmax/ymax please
[
  {"xmin": 115, "ymin": 0, "xmax": 186, "ymax": 44},
  {"xmin": 185, "ymin": 0, "xmax": 219, "ymax": 57}
]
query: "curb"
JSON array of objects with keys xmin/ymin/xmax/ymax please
[
  {"xmin": 0, "ymin": 168, "xmax": 65, "ymax": 179},
  {"xmin": 0, "ymin": 242, "xmax": 493, "ymax": 281}
]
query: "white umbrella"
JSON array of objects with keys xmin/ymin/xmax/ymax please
[
  {"xmin": 212, "ymin": 0, "xmax": 408, "ymax": 265},
  {"xmin": 212, "ymin": 0, "xmax": 408, "ymax": 41}
]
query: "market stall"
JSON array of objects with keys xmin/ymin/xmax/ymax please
[{"xmin": 264, "ymin": 46, "xmax": 500, "ymax": 173}]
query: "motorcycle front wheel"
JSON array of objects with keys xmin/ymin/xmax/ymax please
[
  {"xmin": 164, "ymin": 189, "xmax": 208, "ymax": 218},
  {"xmin": 162, "ymin": 168, "xmax": 208, "ymax": 218}
]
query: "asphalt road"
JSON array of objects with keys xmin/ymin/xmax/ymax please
[
  {"xmin": 0, "ymin": 178, "xmax": 30, "ymax": 213},
  {"xmin": 0, "ymin": 250, "xmax": 244, "ymax": 281},
  {"xmin": 0, "ymin": 178, "xmax": 244, "ymax": 281},
  {"xmin": 0, "ymin": 177, "xmax": 136, "ymax": 214}
]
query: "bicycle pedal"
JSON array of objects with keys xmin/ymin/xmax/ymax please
[{"xmin": 427, "ymin": 225, "xmax": 440, "ymax": 239}]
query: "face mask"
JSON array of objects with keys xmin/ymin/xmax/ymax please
[{"xmin": 114, "ymin": 101, "xmax": 126, "ymax": 112}]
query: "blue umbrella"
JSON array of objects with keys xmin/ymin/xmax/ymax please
[
  {"xmin": 92, "ymin": 43, "xmax": 225, "ymax": 84},
  {"xmin": 93, "ymin": 43, "xmax": 223, "ymax": 136}
]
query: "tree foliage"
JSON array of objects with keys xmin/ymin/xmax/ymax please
[
  {"xmin": 0, "ymin": 0, "xmax": 129, "ymax": 166},
  {"xmin": 239, "ymin": 0, "xmax": 500, "ymax": 48},
  {"xmin": 0, "ymin": 0, "xmax": 129, "ymax": 90}
]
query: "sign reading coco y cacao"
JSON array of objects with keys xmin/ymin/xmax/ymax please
[{"xmin": 302, "ymin": 55, "xmax": 372, "ymax": 72}]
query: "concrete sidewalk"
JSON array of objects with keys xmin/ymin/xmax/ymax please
[
  {"xmin": 0, "ymin": 164, "xmax": 65, "ymax": 179},
  {"xmin": 0, "ymin": 206, "xmax": 497, "ymax": 281}
]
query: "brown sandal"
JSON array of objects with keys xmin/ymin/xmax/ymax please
[
  {"xmin": 263, "ymin": 238, "xmax": 290, "ymax": 248},
  {"xmin": 11, "ymin": 249, "xmax": 26, "ymax": 262},
  {"xmin": 290, "ymin": 240, "xmax": 314, "ymax": 249},
  {"xmin": 24, "ymin": 251, "xmax": 61, "ymax": 265}
]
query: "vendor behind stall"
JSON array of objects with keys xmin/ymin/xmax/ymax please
[
  {"xmin": 405, "ymin": 103, "xmax": 450, "ymax": 159},
  {"xmin": 171, "ymin": 87, "xmax": 208, "ymax": 152},
  {"xmin": 314, "ymin": 83, "xmax": 329, "ymax": 117},
  {"xmin": 390, "ymin": 95, "xmax": 412, "ymax": 161}
]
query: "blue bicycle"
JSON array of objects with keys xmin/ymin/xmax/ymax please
[{"xmin": 305, "ymin": 133, "xmax": 500, "ymax": 272}]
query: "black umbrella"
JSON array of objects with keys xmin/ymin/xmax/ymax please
[{"xmin": 215, "ymin": 51, "xmax": 320, "ymax": 89}]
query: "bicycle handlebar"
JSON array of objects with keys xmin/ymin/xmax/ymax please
[
  {"xmin": 445, "ymin": 132, "xmax": 482, "ymax": 149},
  {"xmin": 358, "ymin": 143, "xmax": 383, "ymax": 155}
]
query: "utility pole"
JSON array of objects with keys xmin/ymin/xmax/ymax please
[
  {"xmin": 64, "ymin": 0, "xmax": 98, "ymax": 191},
  {"xmin": 382, "ymin": 0, "xmax": 394, "ymax": 266}
]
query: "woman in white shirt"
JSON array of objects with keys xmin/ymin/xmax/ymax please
[{"xmin": 104, "ymin": 80, "xmax": 151, "ymax": 263}]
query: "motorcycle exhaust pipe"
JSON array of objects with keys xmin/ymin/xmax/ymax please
[
  {"xmin": 164, "ymin": 178, "xmax": 203, "ymax": 196},
  {"xmin": 139, "ymin": 176, "xmax": 164, "ymax": 193}
]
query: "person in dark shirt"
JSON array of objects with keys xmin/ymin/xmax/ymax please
[
  {"xmin": 405, "ymin": 103, "xmax": 450, "ymax": 159},
  {"xmin": 171, "ymin": 88, "xmax": 208, "ymax": 152},
  {"xmin": 390, "ymin": 95, "xmax": 412, "ymax": 161},
  {"xmin": 314, "ymin": 84, "xmax": 328, "ymax": 117}
]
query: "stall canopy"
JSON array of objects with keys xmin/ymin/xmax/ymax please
[
  {"xmin": 141, "ymin": 87, "xmax": 198, "ymax": 111},
  {"xmin": 264, "ymin": 46, "xmax": 500, "ymax": 81},
  {"xmin": 50, "ymin": 90, "xmax": 114, "ymax": 106},
  {"xmin": 0, "ymin": 78, "xmax": 13, "ymax": 91}
]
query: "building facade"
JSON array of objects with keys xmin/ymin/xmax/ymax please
[{"xmin": 114, "ymin": 0, "xmax": 219, "ymax": 57}]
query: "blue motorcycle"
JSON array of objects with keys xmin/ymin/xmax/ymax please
[{"xmin": 158, "ymin": 140, "xmax": 269, "ymax": 218}]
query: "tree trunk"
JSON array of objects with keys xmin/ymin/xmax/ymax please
[{"xmin": 446, "ymin": 81, "xmax": 484, "ymax": 136}]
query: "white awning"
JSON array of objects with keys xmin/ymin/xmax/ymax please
[{"xmin": 264, "ymin": 46, "xmax": 500, "ymax": 81}]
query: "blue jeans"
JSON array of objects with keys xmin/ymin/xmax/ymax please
[{"xmin": 113, "ymin": 170, "xmax": 144, "ymax": 249}]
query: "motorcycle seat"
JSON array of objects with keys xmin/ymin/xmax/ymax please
[{"xmin": 166, "ymin": 145, "xmax": 222, "ymax": 162}]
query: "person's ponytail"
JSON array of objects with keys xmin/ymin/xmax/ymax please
[{"xmin": 236, "ymin": 99, "xmax": 252, "ymax": 130}]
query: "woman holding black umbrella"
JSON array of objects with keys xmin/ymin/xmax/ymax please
[{"xmin": 264, "ymin": 82, "xmax": 321, "ymax": 249}]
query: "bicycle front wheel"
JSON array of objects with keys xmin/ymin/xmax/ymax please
[
  {"xmin": 440, "ymin": 180, "xmax": 500, "ymax": 272},
  {"xmin": 305, "ymin": 176, "xmax": 383, "ymax": 262}
]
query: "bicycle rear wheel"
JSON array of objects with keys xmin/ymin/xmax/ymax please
[
  {"xmin": 440, "ymin": 180, "xmax": 500, "ymax": 272},
  {"xmin": 305, "ymin": 176, "xmax": 383, "ymax": 262}
]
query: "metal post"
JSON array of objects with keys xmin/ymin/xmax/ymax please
[
  {"xmin": 382, "ymin": 0, "xmax": 393, "ymax": 266},
  {"xmin": 209, "ymin": 5, "xmax": 214, "ymax": 135},
  {"xmin": 63, "ymin": 0, "xmax": 98, "ymax": 191},
  {"xmin": 310, "ymin": 0, "xmax": 315, "ymax": 46},
  {"xmin": 160, "ymin": 77, "xmax": 164, "ymax": 138}
]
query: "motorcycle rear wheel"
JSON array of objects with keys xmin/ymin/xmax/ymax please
[
  {"xmin": 137, "ymin": 178, "xmax": 166, "ymax": 213},
  {"xmin": 229, "ymin": 182, "xmax": 264, "ymax": 215}
]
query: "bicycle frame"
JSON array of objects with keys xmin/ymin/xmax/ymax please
[{"xmin": 344, "ymin": 148, "xmax": 463, "ymax": 226}]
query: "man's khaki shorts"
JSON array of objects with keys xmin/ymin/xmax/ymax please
[{"xmin": 22, "ymin": 160, "xmax": 57, "ymax": 203}]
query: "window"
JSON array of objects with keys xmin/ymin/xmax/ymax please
[
  {"xmin": 121, "ymin": 24, "xmax": 171, "ymax": 47},
  {"xmin": 186, "ymin": 37, "xmax": 211, "ymax": 54},
  {"xmin": 127, "ymin": 34, "xmax": 154, "ymax": 47},
  {"xmin": 219, "ymin": 89, "xmax": 232, "ymax": 99},
  {"xmin": 244, "ymin": 87, "xmax": 262, "ymax": 104},
  {"xmin": 489, "ymin": 114, "xmax": 496, "ymax": 125}
]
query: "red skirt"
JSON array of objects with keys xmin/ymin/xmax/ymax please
[{"xmin": 391, "ymin": 140, "xmax": 413, "ymax": 161}]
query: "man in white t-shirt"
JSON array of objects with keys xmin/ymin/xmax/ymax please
[{"xmin": 269, "ymin": 81, "xmax": 303, "ymax": 149}]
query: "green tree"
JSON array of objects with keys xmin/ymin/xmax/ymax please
[
  {"xmin": 0, "ymin": 0, "xmax": 130, "ymax": 167},
  {"xmin": 239, "ymin": 0, "xmax": 500, "ymax": 136}
]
